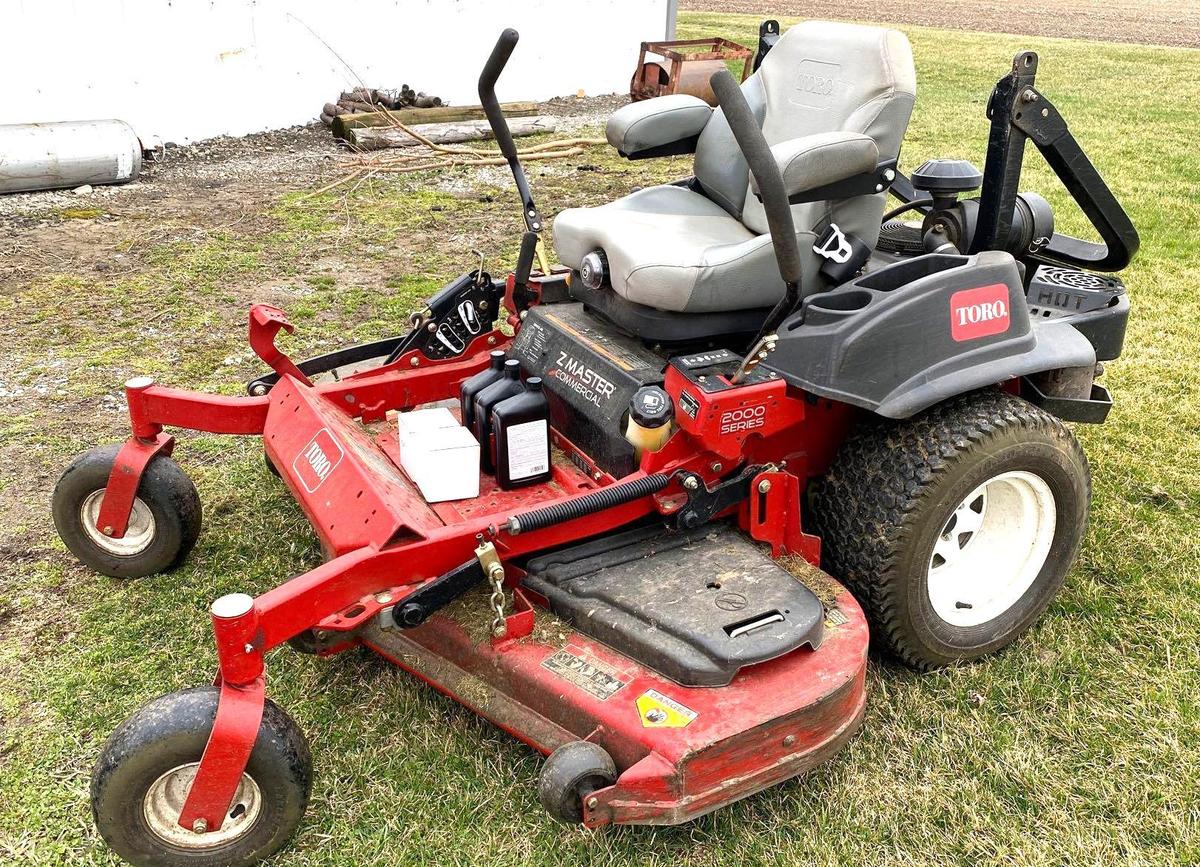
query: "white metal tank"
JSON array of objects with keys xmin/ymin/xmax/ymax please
[{"xmin": 0, "ymin": 119, "xmax": 143, "ymax": 194}]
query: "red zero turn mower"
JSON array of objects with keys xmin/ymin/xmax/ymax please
[{"xmin": 57, "ymin": 22, "xmax": 1138, "ymax": 867}]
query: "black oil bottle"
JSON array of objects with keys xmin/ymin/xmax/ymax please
[
  {"xmin": 473, "ymin": 359, "xmax": 524, "ymax": 473},
  {"xmin": 460, "ymin": 350, "xmax": 506, "ymax": 433},
  {"xmin": 493, "ymin": 377, "xmax": 551, "ymax": 489}
]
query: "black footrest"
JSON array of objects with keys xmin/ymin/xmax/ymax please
[{"xmin": 522, "ymin": 524, "xmax": 824, "ymax": 687}]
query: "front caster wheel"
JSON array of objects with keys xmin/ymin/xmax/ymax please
[
  {"xmin": 816, "ymin": 390, "xmax": 1091, "ymax": 671},
  {"xmin": 538, "ymin": 741, "xmax": 616, "ymax": 823},
  {"xmin": 52, "ymin": 444, "xmax": 202, "ymax": 578},
  {"xmin": 264, "ymin": 448, "xmax": 281, "ymax": 479},
  {"xmin": 91, "ymin": 687, "xmax": 312, "ymax": 867}
]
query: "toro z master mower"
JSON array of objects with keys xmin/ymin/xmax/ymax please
[{"xmin": 55, "ymin": 21, "xmax": 1138, "ymax": 866}]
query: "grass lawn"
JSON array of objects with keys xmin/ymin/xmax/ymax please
[{"xmin": 2, "ymin": 11, "xmax": 1198, "ymax": 866}]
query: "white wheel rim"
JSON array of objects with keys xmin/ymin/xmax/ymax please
[
  {"xmin": 79, "ymin": 489, "xmax": 156, "ymax": 556},
  {"xmin": 926, "ymin": 470, "xmax": 1056, "ymax": 627},
  {"xmin": 143, "ymin": 763, "xmax": 262, "ymax": 849}
]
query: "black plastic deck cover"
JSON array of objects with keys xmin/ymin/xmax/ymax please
[{"xmin": 522, "ymin": 524, "xmax": 825, "ymax": 687}]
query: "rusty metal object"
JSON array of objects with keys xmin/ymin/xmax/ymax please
[{"xmin": 629, "ymin": 37, "xmax": 753, "ymax": 105}]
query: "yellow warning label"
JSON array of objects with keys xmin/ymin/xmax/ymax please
[{"xmin": 636, "ymin": 689, "xmax": 698, "ymax": 728}]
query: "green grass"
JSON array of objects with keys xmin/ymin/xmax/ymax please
[{"xmin": 2, "ymin": 12, "xmax": 1199, "ymax": 866}]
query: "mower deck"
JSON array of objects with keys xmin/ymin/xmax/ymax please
[
  {"xmin": 263, "ymin": 392, "xmax": 868, "ymax": 825},
  {"xmin": 363, "ymin": 569, "xmax": 867, "ymax": 827}
]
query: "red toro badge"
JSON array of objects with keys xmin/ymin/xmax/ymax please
[
  {"xmin": 292, "ymin": 428, "xmax": 343, "ymax": 493},
  {"xmin": 950, "ymin": 283, "xmax": 1011, "ymax": 342}
]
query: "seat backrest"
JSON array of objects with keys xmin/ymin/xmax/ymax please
[{"xmin": 693, "ymin": 20, "xmax": 916, "ymax": 236}]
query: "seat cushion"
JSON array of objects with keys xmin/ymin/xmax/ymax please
[
  {"xmin": 739, "ymin": 20, "xmax": 915, "ymax": 236},
  {"xmin": 554, "ymin": 185, "xmax": 794, "ymax": 313},
  {"xmin": 555, "ymin": 21, "xmax": 917, "ymax": 315}
]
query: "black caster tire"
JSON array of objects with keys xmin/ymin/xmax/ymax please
[
  {"xmin": 91, "ymin": 686, "xmax": 312, "ymax": 867},
  {"xmin": 815, "ymin": 390, "xmax": 1090, "ymax": 671},
  {"xmin": 52, "ymin": 444, "xmax": 202, "ymax": 579},
  {"xmin": 264, "ymin": 449, "xmax": 281, "ymax": 479},
  {"xmin": 538, "ymin": 741, "xmax": 616, "ymax": 823}
]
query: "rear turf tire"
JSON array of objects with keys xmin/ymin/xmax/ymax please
[
  {"xmin": 815, "ymin": 390, "xmax": 1090, "ymax": 670},
  {"xmin": 91, "ymin": 686, "xmax": 311, "ymax": 867},
  {"xmin": 52, "ymin": 445, "xmax": 202, "ymax": 579}
]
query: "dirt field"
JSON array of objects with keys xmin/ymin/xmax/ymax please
[
  {"xmin": 682, "ymin": 0, "xmax": 1200, "ymax": 48},
  {"xmin": 0, "ymin": 95, "xmax": 622, "ymax": 603}
]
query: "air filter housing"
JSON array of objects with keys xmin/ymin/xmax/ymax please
[{"xmin": 912, "ymin": 159, "xmax": 984, "ymax": 210}]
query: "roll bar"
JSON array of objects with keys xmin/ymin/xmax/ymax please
[{"xmin": 972, "ymin": 51, "xmax": 1138, "ymax": 271}]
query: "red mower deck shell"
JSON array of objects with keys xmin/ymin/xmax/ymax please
[
  {"xmin": 87, "ymin": 304, "xmax": 868, "ymax": 834},
  {"xmin": 363, "ymin": 583, "xmax": 867, "ymax": 826}
]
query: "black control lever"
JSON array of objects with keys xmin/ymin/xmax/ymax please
[
  {"xmin": 710, "ymin": 70, "xmax": 805, "ymax": 352},
  {"xmin": 479, "ymin": 29, "xmax": 544, "ymax": 253}
]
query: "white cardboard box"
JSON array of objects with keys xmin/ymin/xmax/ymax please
[
  {"xmin": 398, "ymin": 410, "xmax": 479, "ymax": 503},
  {"xmin": 397, "ymin": 407, "xmax": 459, "ymax": 455}
]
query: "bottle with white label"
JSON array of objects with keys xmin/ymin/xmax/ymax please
[
  {"xmin": 492, "ymin": 377, "xmax": 551, "ymax": 489},
  {"xmin": 473, "ymin": 359, "xmax": 524, "ymax": 473}
]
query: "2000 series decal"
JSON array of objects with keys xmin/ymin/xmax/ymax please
[
  {"xmin": 950, "ymin": 283, "xmax": 1011, "ymax": 342},
  {"xmin": 292, "ymin": 428, "xmax": 344, "ymax": 493},
  {"xmin": 720, "ymin": 404, "xmax": 767, "ymax": 436}
]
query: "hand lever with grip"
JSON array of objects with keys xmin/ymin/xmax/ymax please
[
  {"xmin": 710, "ymin": 70, "xmax": 806, "ymax": 364},
  {"xmin": 478, "ymin": 29, "xmax": 542, "ymax": 236},
  {"xmin": 710, "ymin": 70, "xmax": 803, "ymax": 290}
]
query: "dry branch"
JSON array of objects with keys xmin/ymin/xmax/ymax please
[{"xmin": 311, "ymin": 88, "xmax": 607, "ymax": 198}]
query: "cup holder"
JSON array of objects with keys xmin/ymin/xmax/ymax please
[
  {"xmin": 810, "ymin": 290, "xmax": 872, "ymax": 312},
  {"xmin": 857, "ymin": 255, "xmax": 967, "ymax": 292},
  {"xmin": 800, "ymin": 289, "xmax": 873, "ymax": 326}
]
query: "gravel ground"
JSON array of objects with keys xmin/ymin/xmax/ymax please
[
  {"xmin": 0, "ymin": 124, "xmax": 340, "ymax": 221},
  {"xmin": 682, "ymin": 0, "xmax": 1200, "ymax": 48},
  {"xmin": 0, "ymin": 94, "xmax": 628, "ymax": 225}
]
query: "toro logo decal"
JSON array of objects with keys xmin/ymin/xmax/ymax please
[
  {"xmin": 950, "ymin": 284, "xmax": 1011, "ymax": 342},
  {"xmin": 719, "ymin": 403, "xmax": 767, "ymax": 436},
  {"xmin": 789, "ymin": 59, "xmax": 841, "ymax": 110},
  {"xmin": 292, "ymin": 428, "xmax": 344, "ymax": 493}
]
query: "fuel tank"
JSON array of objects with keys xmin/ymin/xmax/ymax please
[{"xmin": 510, "ymin": 303, "xmax": 666, "ymax": 477}]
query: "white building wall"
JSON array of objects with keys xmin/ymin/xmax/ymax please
[{"xmin": 3, "ymin": 0, "xmax": 668, "ymax": 143}]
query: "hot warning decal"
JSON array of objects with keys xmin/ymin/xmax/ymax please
[
  {"xmin": 292, "ymin": 428, "xmax": 344, "ymax": 493},
  {"xmin": 636, "ymin": 689, "xmax": 698, "ymax": 728}
]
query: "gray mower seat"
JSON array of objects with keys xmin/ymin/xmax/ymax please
[{"xmin": 553, "ymin": 20, "xmax": 916, "ymax": 315}]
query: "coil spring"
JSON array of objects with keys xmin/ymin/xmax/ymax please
[{"xmin": 507, "ymin": 473, "xmax": 671, "ymax": 534}]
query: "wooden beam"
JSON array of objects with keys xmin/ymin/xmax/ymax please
[
  {"xmin": 332, "ymin": 102, "xmax": 539, "ymax": 139},
  {"xmin": 346, "ymin": 116, "xmax": 558, "ymax": 151}
]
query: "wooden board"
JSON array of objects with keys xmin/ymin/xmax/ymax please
[
  {"xmin": 347, "ymin": 116, "xmax": 558, "ymax": 151},
  {"xmin": 332, "ymin": 101, "xmax": 539, "ymax": 139}
]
